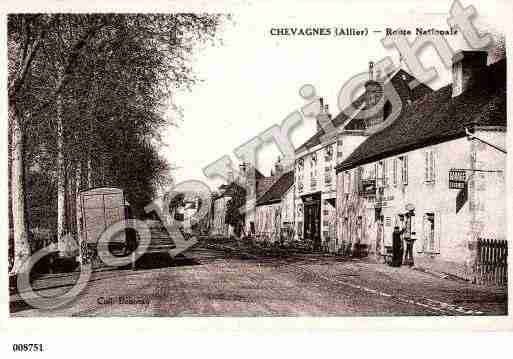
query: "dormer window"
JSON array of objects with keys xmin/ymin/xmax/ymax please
[{"xmin": 325, "ymin": 145, "xmax": 333, "ymax": 161}]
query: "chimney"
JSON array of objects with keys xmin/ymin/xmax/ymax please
[
  {"xmin": 363, "ymin": 61, "xmax": 384, "ymax": 127},
  {"xmin": 452, "ymin": 51, "xmax": 488, "ymax": 97},
  {"xmin": 274, "ymin": 156, "xmax": 284, "ymax": 177},
  {"xmin": 316, "ymin": 97, "xmax": 332, "ymax": 133},
  {"xmin": 368, "ymin": 61, "xmax": 374, "ymax": 80},
  {"xmin": 227, "ymin": 170, "xmax": 234, "ymax": 184}
]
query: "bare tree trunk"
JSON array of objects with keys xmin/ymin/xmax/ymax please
[
  {"xmin": 66, "ymin": 162, "xmax": 75, "ymax": 236},
  {"xmin": 56, "ymin": 67, "xmax": 66, "ymax": 246},
  {"xmin": 86, "ymin": 71, "xmax": 97, "ymax": 190},
  {"xmin": 75, "ymin": 162, "xmax": 82, "ymax": 241},
  {"xmin": 9, "ymin": 106, "xmax": 31, "ymax": 274},
  {"xmin": 87, "ymin": 155, "xmax": 92, "ymax": 189}
]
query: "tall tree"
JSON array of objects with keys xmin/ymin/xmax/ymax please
[{"xmin": 8, "ymin": 14, "xmax": 226, "ymax": 274}]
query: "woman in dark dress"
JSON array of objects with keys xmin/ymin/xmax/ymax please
[{"xmin": 392, "ymin": 226, "xmax": 404, "ymax": 267}]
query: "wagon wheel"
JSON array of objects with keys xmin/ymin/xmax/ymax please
[{"xmin": 123, "ymin": 227, "xmax": 140, "ymax": 256}]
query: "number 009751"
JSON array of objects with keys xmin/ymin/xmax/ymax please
[{"xmin": 12, "ymin": 344, "xmax": 44, "ymax": 352}]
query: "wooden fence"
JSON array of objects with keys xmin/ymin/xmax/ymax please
[{"xmin": 474, "ymin": 238, "xmax": 508, "ymax": 287}]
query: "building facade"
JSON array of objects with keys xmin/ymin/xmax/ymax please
[
  {"xmin": 335, "ymin": 52, "xmax": 506, "ymax": 278},
  {"xmin": 294, "ymin": 62, "xmax": 431, "ymax": 251},
  {"xmin": 254, "ymin": 171, "xmax": 294, "ymax": 243},
  {"xmin": 210, "ymin": 195, "xmax": 232, "ymax": 237},
  {"xmin": 210, "ymin": 161, "xmax": 282, "ymax": 238}
]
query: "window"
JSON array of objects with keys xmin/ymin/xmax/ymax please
[
  {"xmin": 311, "ymin": 153, "xmax": 318, "ymax": 180},
  {"xmin": 344, "ymin": 171, "xmax": 350, "ymax": 194},
  {"xmin": 356, "ymin": 216, "xmax": 363, "ymax": 242},
  {"xmin": 424, "ymin": 150, "xmax": 436, "ymax": 183},
  {"xmin": 324, "ymin": 165, "xmax": 333, "ymax": 185},
  {"xmin": 311, "ymin": 152, "xmax": 317, "ymax": 164},
  {"xmin": 399, "ymin": 155, "xmax": 408, "ymax": 185},
  {"xmin": 424, "ymin": 213, "xmax": 435, "ymax": 252},
  {"xmin": 343, "ymin": 217, "xmax": 349, "ymax": 241},
  {"xmin": 310, "ymin": 175, "xmax": 317, "ymax": 189},
  {"xmin": 423, "ymin": 212, "xmax": 440, "ymax": 253},
  {"xmin": 356, "ymin": 166, "xmax": 363, "ymax": 193},
  {"xmin": 393, "ymin": 158, "xmax": 397, "ymax": 185},
  {"xmin": 383, "ymin": 160, "xmax": 389, "ymax": 186},
  {"xmin": 377, "ymin": 161, "xmax": 385, "ymax": 188},
  {"xmin": 297, "ymin": 158, "xmax": 304, "ymax": 170},
  {"xmin": 325, "ymin": 145, "xmax": 334, "ymax": 162},
  {"xmin": 384, "ymin": 100, "xmax": 392, "ymax": 120}
]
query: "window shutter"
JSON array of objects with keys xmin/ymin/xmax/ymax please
[
  {"xmin": 358, "ymin": 167, "xmax": 363, "ymax": 193},
  {"xmin": 352, "ymin": 169, "xmax": 356, "ymax": 193},
  {"xmin": 431, "ymin": 151, "xmax": 436, "ymax": 183},
  {"xmin": 435, "ymin": 212, "xmax": 441, "ymax": 253},
  {"xmin": 429, "ymin": 151, "xmax": 433, "ymax": 181},
  {"xmin": 393, "ymin": 158, "xmax": 397, "ymax": 185},
  {"xmin": 405, "ymin": 156, "xmax": 408, "ymax": 184},
  {"xmin": 389, "ymin": 159, "xmax": 393, "ymax": 185},
  {"xmin": 421, "ymin": 214, "xmax": 428, "ymax": 252},
  {"xmin": 383, "ymin": 160, "xmax": 388, "ymax": 186},
  {"xmin": 424, "ymin": 151, "xmax": 429, "ymax": 182},
  {"xmin": 404, "ymin": 157, "xmax": 408, "ymax": 185}
]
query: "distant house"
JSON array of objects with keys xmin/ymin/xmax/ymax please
[
  {"xmin": 294, "ymin": 62, "xmax": 431, "ymax": 251},
  {"xmin": 210, "ymin": 163, "xmax": 278, "ymax": 238},
  {"xmin": 335, "ymin": 52, "xmax": 506, "ymax": 279},
  {"xmin": 210, "ymin": 182, "xmax": 240, "ymax": 238},
  {"xmin": 254, "ymin": 171, "xmax": 294, "ymax": 243}
]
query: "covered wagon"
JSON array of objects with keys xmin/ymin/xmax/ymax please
[{"xmin": 77, "ymin": 187, "xmax": 175, "ymax": 269}]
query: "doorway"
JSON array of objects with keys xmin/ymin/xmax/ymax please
[
  {"xmin": 376, "ymin": 212, "xmax": 384, "ymax": 256},
  {"xmin": 302, "ymin": 193, "xmax": 321, "ymax": 250}
]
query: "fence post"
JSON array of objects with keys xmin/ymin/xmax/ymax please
[{"xmin": 476, "ymin": 238, "xmax": 508, "ymax": 287}]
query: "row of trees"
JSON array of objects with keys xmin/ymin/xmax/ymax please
[{"xmin": 8, "ymin": 14, "xmax": 225, "ymax": 274}]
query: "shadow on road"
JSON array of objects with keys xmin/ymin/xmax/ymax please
[{"xmin": 134, "ymin": 253, "xmax": 201, "ymax": 270}]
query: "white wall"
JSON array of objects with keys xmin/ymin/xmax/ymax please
[
  {"xmin": 336, "ymin": 132, "xmax": 507, "ymax": 267},
  {"xmin": 211, "ymin": 196, "xmax": 231, "ymax": 237}
]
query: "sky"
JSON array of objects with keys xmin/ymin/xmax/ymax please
[{"xmin": 161, "ymin": 0, "xmax": 508, "ymax": 191}]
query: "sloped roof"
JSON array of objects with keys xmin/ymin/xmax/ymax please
[
  {"xmin": 256, "ymin": 171, "xmax": 294, "ymax": 206},
  {"xmin": 216, "ymin": 168, "xmax": 265, "ymax": 199},
  {"xmin": 336, "ymin": 59, "xmax": 506, "ymax": 172},
  {"xmin": 256, "ymin": 176, "xmax": 278, "ymax": 198},
  {"xmin": 218, "ymin": 182, "xmax": 244, "ymax": 198},
  {"xmin": 295, "ymin": 69, "xmax": 432, "ymax": 154},
  {"xmin": 254, "ymin": 168, "xmax": 265, "ymax": 180}
]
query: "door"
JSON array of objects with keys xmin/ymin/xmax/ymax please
[
  {"xmin": 376, "ymin": 214, "xmax": 384, "ymax": 255},
  {"xmin": 304, "ymin": 201, "xmax": 321, "ymax": 250}
]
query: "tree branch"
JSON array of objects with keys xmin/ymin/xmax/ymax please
[
  {"xmin": 31, "ymin": 18, "xmax": 109, "ymax": 114},
  {"xmin": 8, "ymin": 15, "xmax": 54, "ymax": 103}
]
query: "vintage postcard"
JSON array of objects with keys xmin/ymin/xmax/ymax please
[{"xmin": 1, "ymin": 0, "xmax": 513, "ymax": 345}]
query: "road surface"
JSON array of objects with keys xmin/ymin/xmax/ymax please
[{"xmin": 10, "ymin": 240, "xmax": 507, "ymax": 317}]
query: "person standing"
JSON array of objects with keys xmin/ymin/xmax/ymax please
[{"xmin": 391, "ymin": 226, "xmax": 404, "ymax": 267}]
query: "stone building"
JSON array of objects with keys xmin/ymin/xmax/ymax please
[
  {"xmin": 210, "ymin": 186, "xmax": 234, "ymax": 238},
  {"xmin": 254, "ymin": 171, "xmax": 294, "ymax": 243},
  {"xmin": 210, "ymin": 161, "xmax": 281, "ymax": 238},
  {"xmin": 294, "ymin": 62, "xmax": 431, "ymax": 251},
  {"xmin": 335, "ymin": 52, "xmax": 506, "ymax": 278}
]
